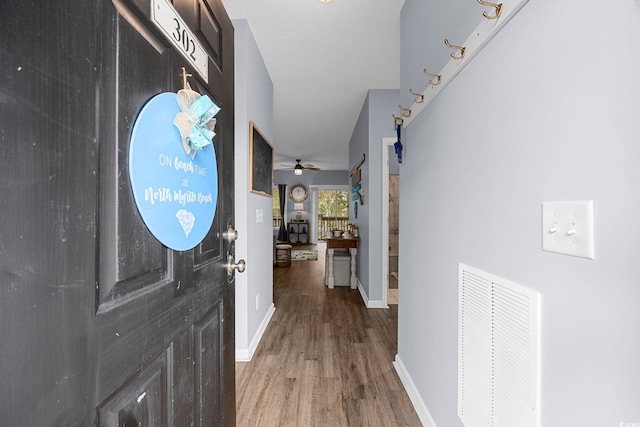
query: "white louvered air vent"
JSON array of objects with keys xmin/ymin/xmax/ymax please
[{"xmin": 458, "ymin": 264, "xmax": 541, "ymax": 427}]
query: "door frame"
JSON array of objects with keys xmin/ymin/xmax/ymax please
[{"xmin": 381, "ymin": 137, "xmax": 398, "ymax": 308}]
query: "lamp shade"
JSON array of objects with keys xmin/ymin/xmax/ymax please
[{"xmin": 294, "ymin": 202, "xmax": 304, "ymax": 220}]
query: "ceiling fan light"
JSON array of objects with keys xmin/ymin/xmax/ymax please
[{"xmin": 294, "ymin": 167, "xmax": 303, "ymax": 175}]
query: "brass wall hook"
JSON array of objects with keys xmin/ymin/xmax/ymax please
[
  {"xmin": 392, "ymin": 114, "xmax": 404, "ymax": 126},
  {"xmin": 409, "ymin": 89, "xmax": 424, "ymax": 103},
  {"xmin": 398, "ymin": 105, "xmax": 412, "ymax": 118},
  {"xmin": 477, "ymin": 0, "xmax": 502, "ymax": 19},
  {"xmin": 444, "ymin": 39, "xmax": 466, "ymax": 60},
  {"xmin": 423, "ymin": 69, "xmax": 442, "ymax": 86}
]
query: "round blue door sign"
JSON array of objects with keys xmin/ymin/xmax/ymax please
[{"xmin": 129, "ymin": 92, "xmax": 218, "ymax": 251}]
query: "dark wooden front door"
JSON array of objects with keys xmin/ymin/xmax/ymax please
[{"xmin": 0, "ymin": 0, "xmax": 236, "ymax": 425}]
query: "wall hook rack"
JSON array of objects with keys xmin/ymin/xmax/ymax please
[
  {"xmin": 477, "ymin": 0, "xmax": 502, "ymax": 19},
  {"xmin": 444, "ymin": 39, "xmax": 466, "ymax": 60},
  {"xmin": 392, "ymin": 114, "xmax": 404, "ymax": 125},
  {"xmin": 400, "ymin": 0, "xmax": 530, "ymax": 129},
  {"xmin": 423, "ymin": 69, "xmax": 442, "ymax": 86},
  {"xmin": 398, "ymin": 105, "xmax": 412, "ymax": 117},
  {"xmin": 409, "ymin": 89, "xmax": 425, "ymax": 103}
]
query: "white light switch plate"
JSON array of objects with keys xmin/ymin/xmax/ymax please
[
  {"xmin": 256, "ymin": 209, "xmax": 263, "ymax": 223},
  {"xmin": 542, "ymin": 200, "xmax": 595, "ymax": 259}
]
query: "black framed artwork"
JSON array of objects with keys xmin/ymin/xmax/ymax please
[{"xmin": 249, "ymin": 121, "xmax": 273, "ymax": 196}]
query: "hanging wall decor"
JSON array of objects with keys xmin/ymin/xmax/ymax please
[
  {"xmin": 394, "ymin": 119, "xmax": 403, "ymax": 164},
  {"xmin": 350, "ymin": 153, "xmax": 366, "ymax": 206},
  {"xmin": 349, "ymin": 154, "xmax": 367, "ymax": 206},
  {"xmin": 249, "ymin": 121, "xmax": 274, "ymax": 197},
  {"xmin": 128, "ymin": 69, "xmax": 220, "ymax": 251}
]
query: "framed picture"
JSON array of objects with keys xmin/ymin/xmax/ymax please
[{"xmin": 249, "ymin": 121, "xmax": 273, "ymax": 196}]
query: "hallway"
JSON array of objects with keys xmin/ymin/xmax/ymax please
[{"xmin": 236, "ymin": 245, "xmax": 421, "ymax": 426}]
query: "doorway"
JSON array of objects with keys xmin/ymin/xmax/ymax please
[
  {"xmin": 388, "ymin": 174, "xmax": 400, "ymax": 304},
  {"xmin": 381, "ymin": 137, "xmax": 400, "ymax": 307}
]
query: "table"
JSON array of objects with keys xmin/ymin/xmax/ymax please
[{"xmin": 325, "ymin": 237, "xmax": 359, "ymax": 289}]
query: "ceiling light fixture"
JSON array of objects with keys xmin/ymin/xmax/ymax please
[
  {"xmin": 319, "ymin": 0, "xmax": 332, "ymax": 3},
  {"xmin": 294, "ymin": 164, "xmax": 303, "ymax": 175}
]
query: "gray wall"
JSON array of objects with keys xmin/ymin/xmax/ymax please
[
  {"xmin": 398, "ymin": 0, "xmax": 640, "ymax": 425},
  {"xmin": 349, "ymin": 94, "xmax": 370, "ymax": 291},
  {"xmin": 349, "ymin": 89, "xmax": 399, "ymax": 303},
  {"xmin": 233, "ymin": 19, "xmax": 274, "ymax": 357}
]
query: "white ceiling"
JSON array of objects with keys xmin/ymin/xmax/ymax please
[{"xmin": 220, "ymin": 0, "xmax": 406, "ymax": 171}]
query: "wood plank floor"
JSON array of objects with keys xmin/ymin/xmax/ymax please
[{"xmin": 236, "ymin": 244, "xmax": 422, "ymax": 426}]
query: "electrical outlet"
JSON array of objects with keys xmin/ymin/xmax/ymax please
[
  {"xmin": 255, "ymin": 294, "xmax": 260, "ymax": 311},
  {"xmin": 542, "ymin": 200, "xmax": 595, "ymax": 259}
]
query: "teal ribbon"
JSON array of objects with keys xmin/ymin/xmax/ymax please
[{"xmin": 184, "ymin": 95, "xmax": 220, "ymax": 151}]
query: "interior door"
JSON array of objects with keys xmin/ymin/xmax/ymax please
[{"xmin": 0, "ymin": 0, "xmax": 236, "ymax": 425}]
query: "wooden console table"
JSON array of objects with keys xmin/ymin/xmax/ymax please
[{"xmin": 325, "ymin": 237, "xmax": 359, "ymax": 289}]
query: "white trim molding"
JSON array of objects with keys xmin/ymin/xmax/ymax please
[
  {"xmin": 357, "ymin": 279, "xmax": 388, "ymax": 309},
  {"xmin": 381, "ymin": 137, "xmax": 397, "ymax": 309},
  {"xmin": 235, "ymin": 303, "xmax": 276, "ymax": 362},
  {"xmin": 393, "ymin": 354, "xmax": 438, "ymax": 427}
]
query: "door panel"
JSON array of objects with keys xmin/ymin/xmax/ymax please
[
  {"xmin": 194, "ymin": 303, "xmax": 223, "ymax": 426},
  {"xmin": 196, "ymin": 0, "xmax": 223, "ymax": 69},
  {"xmin": 97, "ymin": 347, "xmax": 170, "ymax": 426},
  {"xmin": 97, "ymin": 0, "xmax": 175, "ymax": 309},
  {"xmin": 189, "ymin": 80, "xmax": 224, "ymax": 268}
]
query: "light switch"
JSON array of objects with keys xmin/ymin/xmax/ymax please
[
  {"xmin": 542, "ymin": 200, "xmax": 595, "ymax": 259},
  {"xmin": 256, "ymin": 209, "xmax": 263, "ymax": 223}
]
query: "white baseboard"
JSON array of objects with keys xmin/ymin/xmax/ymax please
[
  {"xmin": 393, "ymin": 354, "xmax": 438, "ymax": 427},
  {"xmin": 235, "ymin": 303, "xmax": 276, "ymax": 362},
  {"xmin": 367, "ymin": 299, "xmax": 387, "ymax": 308},
  {"xmin": 357, "ymin": 279, "xmax": 388, "ymax": 308}
]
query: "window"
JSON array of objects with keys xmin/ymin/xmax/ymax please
[{"xmin": 317, "ymin": 189, "xmax": 349, "ymax": 240}]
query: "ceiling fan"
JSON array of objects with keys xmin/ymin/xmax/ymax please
[{"xmin": 281, "ymin": 159, "xmax": 320, "ymax": 175}]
